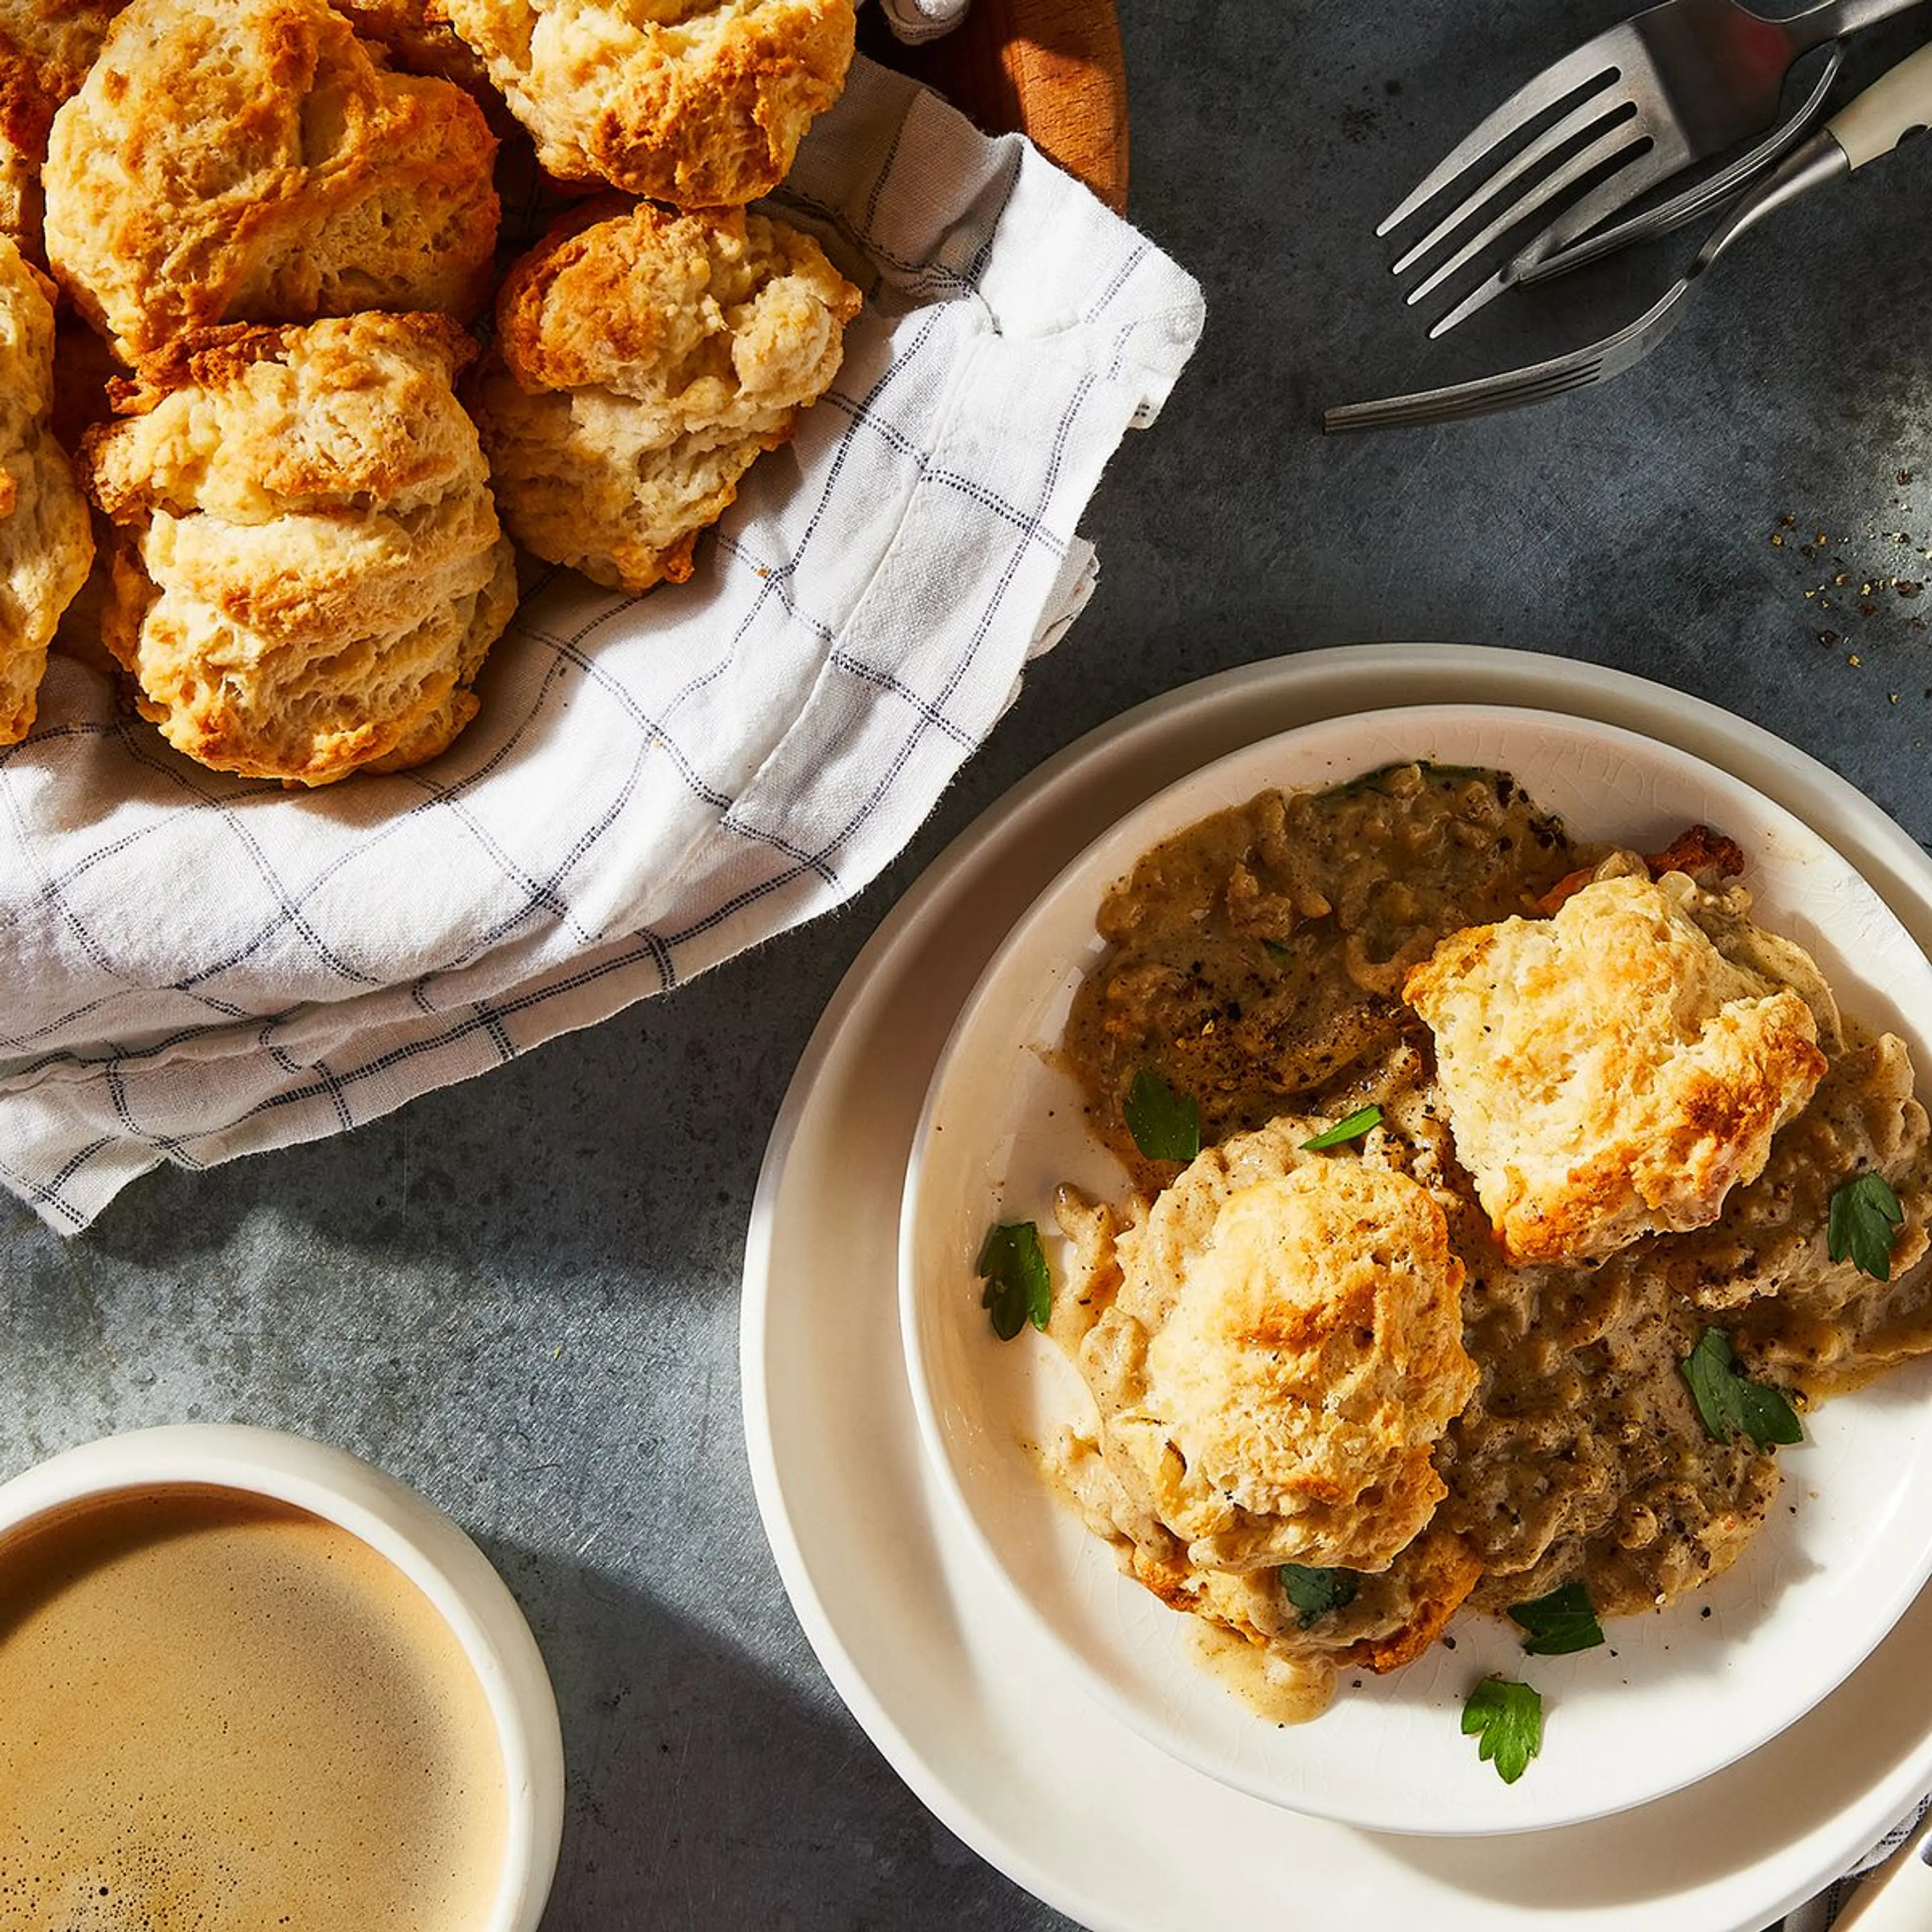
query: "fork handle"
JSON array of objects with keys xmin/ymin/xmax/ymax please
[
  {"xmin": 1829, "ymin": 32, "xmax": 1932, "ymax": 162},
  {"xmin": 1690, "ymin": 37, "xmax": 1932, "ymax": 272},
  {"xmin": 1780, "ymin": 0, "xmax": 1930, "ymax": 48}
]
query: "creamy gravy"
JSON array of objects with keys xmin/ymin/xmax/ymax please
[{"xmin": 1050, "ymin": 764, "xmax": 1932, "ymax": 1701}]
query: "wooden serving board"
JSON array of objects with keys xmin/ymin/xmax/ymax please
[{"xmin": 863, "ymin": 0, "xmax": 1130, "ymax": 213}]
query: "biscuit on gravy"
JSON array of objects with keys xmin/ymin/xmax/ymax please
[
  {"xmin": 441, "ymin": 0, "xmax": 855, "ymax": 207},
  {"xmin": 84, "ymin": 312, "xmax": 516, "ymax": 786},
  {"xmin": 1404, "ymin": 871, "xmax": 1829, "ymax": 1264},
  {"xmin": 0, "ymin": 235, "xmax": 93, "ymax": 744},
  {"xmin": 42, "ymin": 0, "xmax": 499, "ymax": 360},
  {"xmin": 471, "ymin": 196, "xmax": 861, "ymax": 594},
  {"xmin": 1069, "ymin": 1126, "xmax": 1477, "ymax": 1579}
]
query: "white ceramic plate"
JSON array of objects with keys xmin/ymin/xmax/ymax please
[
  {"xmin": 899, "ymin": 703, "xmax": 1932, "ymax": 1837},
  {"xmin": 742, "ymin": 646, "xmax": 1932, "ymax": 1932}
]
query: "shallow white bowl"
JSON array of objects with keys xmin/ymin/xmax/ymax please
[
  {"xmin": 0, "ymin": 1424, "xmax": 566, "ymax": 1929},
  {"xmin": 899, "ymin": 702, "xmax": 1932, "ymax": 1836}
]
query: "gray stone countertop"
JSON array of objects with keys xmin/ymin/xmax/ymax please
[{"xmin": 6, "ymin": 3, "xmax": 1931, "ymax": 1926}]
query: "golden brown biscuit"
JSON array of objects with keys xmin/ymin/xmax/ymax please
[
  {"xmin": 471, "ymin": 197, "xmax": 860, "ymax": 593},
  {"xmin": 42, "ymin": 0, "xmax": 499, "ymax": 361},
  {"xmin": 84, "ymin": 312, "xmax": 515, "ymax": 786},
  {"xmin": 1404, "ymin": 871, "xmax": 1830, "ymax": 1264},
  {"xmin": 1133, "ymin": 1159, "xmax": 1475, "ymax": 1574},
  {"xmin": 0, "ymin": 234, "xmax": 94, "ymax": 743},
  {"xmin": 442, "ymin": 0, "xmax": 854, "ymax": 206},
  {"xmin": 47, "ymin": 313, "xmax": 121, "ymax": 677},
  {"xmin": 0, "ymin": 0, "xmax": 126, "ymax": 263},
  {"xmin": 1068, "ymin": 1118, "xmax": 1477, "ymax": 1579}
]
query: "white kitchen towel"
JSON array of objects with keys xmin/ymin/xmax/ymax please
[{"xmin": 0, "ymin": 54, "xmax": 1204, "ymax": 1233}]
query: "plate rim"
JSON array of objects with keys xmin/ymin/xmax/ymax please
[{"xmin": 741, "ymin": 643, "xmax": 1932, "ymax": 1932}]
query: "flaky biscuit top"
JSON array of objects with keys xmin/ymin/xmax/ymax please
[
  {"xmin": 1404, "ymin": 871, "xmax": 1830, "ymax": 1264},
  {"xmin": 42, "ymin": 0, "xmax": 499, "ymax": 359},
  {"xmin": 89, "ymin": 313, "xmax": 487, "ymax": 526},
  {"xmin": 442, "ymin": 0, "xmax": 854, "ymax": 206},
  {"xmin": 81, "ymin": 310, "xmax": 514, "ymax": 786},
  {"xmin": 0, "ymin": 0, "xmax": 127, "ymax": 259},
  {"xmin": 494, "ymin": 197, "xmax": 860, "ymax": 430},
  {"xmin": 471, "ymin": 197, "xmax": 859, "ymax": 594}
]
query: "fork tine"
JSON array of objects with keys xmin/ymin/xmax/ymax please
[
  {"xmin": 1388, "ymin": 88, "xmax": 1640, "ymax": 276},
  {"xmin": 1429, "ymin": 117, "xmax": 1684, "ymax": 338},
  {"xmin": 1401, "ymin": 117, "xmax": 1654, "ymax": 322},
  {"xmin": 1512, "ymin": 43, "xmax": 1841, "ymax": 282},
  {"xmin": 1323, "ymin": 360, "xmax": 1608, "ymax": 432},
  {"xmin": 1398, "ymin": 364, "xmax": 1609, "ymax": 425},
  {"xmin": 1504, "ymin": 127, "xmax": 1698, "ymax": 276},
  {"xmin": 1321, "ymin": 279, "xmax": 1693, "ymax": 432},
  {"xmin": 1376, "ymin": 41, "xmax": 1629, "ymax": 237}
]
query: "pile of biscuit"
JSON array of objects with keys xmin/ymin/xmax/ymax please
[{"xmin": 0, "ymin": 0, "xmax": 864, "ymax": 785}]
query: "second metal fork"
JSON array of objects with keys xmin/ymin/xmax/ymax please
[
  {"xmin": 1380, "ymin": 0, "xmax": 1926, "ymax": 336},
  {"xmin": 1326, "ymin": 38, "xmax": 1932, "ymax": 431}
]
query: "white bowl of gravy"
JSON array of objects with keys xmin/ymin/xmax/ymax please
[{"xmin": 0, "ymin": 1424, "xmax": 565, "ymax": 1931}]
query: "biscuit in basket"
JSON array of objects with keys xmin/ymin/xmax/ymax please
[
  {"xmin": 441, "ymin": 0, "xmax": 855, "ymax": 206},
  {"xmin": 0, "ymin": 234, "xmax": 94, "ymax": 744},
  {"xmin": 42, "ymin": 0, "xmax": 499, "ymax": 361},
  {"xmin": 83, "ymin": 312, "xmax": 516, "ymax": 787},
  {"xmin": 470, "ymin": 197, "xmax": 861, "ymax": 594},
  {"xmin": 1404, "ymin": 871, "xmax": 1830, "ymax": 1264},
  {"xmin": 0, "ymin": 0, "xmax": 126, "ymax": 263}
]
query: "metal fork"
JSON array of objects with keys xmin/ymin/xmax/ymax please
[
  {"xmin": 1380, "ymin": 0, "xmax": 1927, "ymax": 337},
  {"xmin": 1324, "ymin": 39, "xmax": 1932, "ymax": 432}
]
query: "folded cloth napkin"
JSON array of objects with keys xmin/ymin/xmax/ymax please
[
  {"xmin": 1784, "ymin": 1792, "xmax": 1932, "ymax": 1929},
  {"xmin": 0, "ymin": 55, "xmax": 1204, "ymax": 1234}
]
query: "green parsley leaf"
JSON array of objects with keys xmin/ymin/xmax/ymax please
[
  {"xmin": 1678, "ymin": 1328, "xmax": 1803, "ymax": 1450},
  {"xmin": 1508, "ymin": 1581, "xmax": 1605, "ymax": 1657},
  {"xmin": 1300, "ymin": 1105, "xmax": 1384, "ymax": 1152},
  {"xmin": 977, "ymin": 1221, "xmax": 1051, "ymax": 1341},
  {"xmin": 1123, "ymin": 1069, "xmax": 1200, "ymax": 1163},
  {"xmin": 1279, "ymin": 1564, "xmax": 1359, "ymax": 1628},
  {"xmin": 1828, "ymin": 1171, "xmax": 1905, "ymax": 1281},
  {"xmin": 1461, "ymin": 1676, "xmax": 1543, "ymax": 1785}
]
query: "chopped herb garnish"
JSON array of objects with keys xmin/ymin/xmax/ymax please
[
  {"xmin": 1828, "ymin": 1172, "xmax": 1905, "ymax": 1281},
  {"xmin": 1462, "ymin": 1676, "xmax": 1542, "ymax": 1784},
  {"xmin": 1508, "ymin": 1581, "xmax": 1605, "ymax": 1656},
  {"xmin": 1123, "ymin": 1068, "xmax": 1200, "ymax": 1163},
  {"xmin": 1301, "ymin": 1104, "xmax": 1384, "ymax": 1151},
  {"xmin": 1262, "ymin": 938, "xmax": 1292, "ymax": 960},
  {"xmin": 1678, "ymin": 1328, "xmax": 1803, "ymax": 1450},
  {"xmin": 977, "ymin": 1221, "xmax": 1051, "ymax": 1341},
  {"xmin": 1280, "ymin": 1563, "xmax": 1359, "ymax": 1628}
]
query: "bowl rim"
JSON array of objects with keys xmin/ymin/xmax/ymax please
[
  {"xmin": 896, "ymin": 697, "xmax": 1932, "ymax": 1836},
  {"xmin": 0, "ymin": 1422, "xmax": 566, "ymax": 1931}
]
